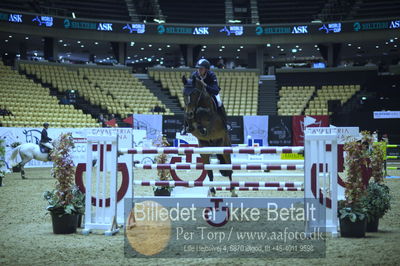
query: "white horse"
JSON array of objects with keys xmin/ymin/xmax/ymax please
[
  {"xmin": 10, "ymin": 143, "xmax": 52, "ymax": 179},
  {"xmin": 10, "ymin": 142, "xmax": 98, "ymax": 179}
]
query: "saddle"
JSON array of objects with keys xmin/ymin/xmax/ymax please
[{"xmin": 39, "ymin": 143, "xmax": 51, "ymax": 154}]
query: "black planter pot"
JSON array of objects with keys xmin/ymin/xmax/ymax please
[
  {"xmin": 154, "ymin": 187, "xmax": 171, "ymax": 196},
  {"xmin": 51, "ymin": 212, "xmax": 78, "ymax": 234},
  {"xmin": 12, "ymin": 166, "xmax": 21, "ymax": 172},
  {"xmin": 340, "ymin": 217, "xmax": 367, "ymax": 237},
  {"xmin": 366, "ymin": 217, "xmax": 379, "ymax": 232}
]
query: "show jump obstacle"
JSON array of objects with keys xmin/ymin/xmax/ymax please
[{"xmin": 82, "ymin": 132, "xmax": 338, "ymax": 236}]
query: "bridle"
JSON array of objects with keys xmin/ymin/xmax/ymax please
[{"xmin": 185, "ymin": 82, "xmax": 206, "ymax": 120}]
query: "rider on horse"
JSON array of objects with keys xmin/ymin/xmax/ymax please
[
  {"xmin": 182, "ymin": 58, "xmax": 230, "ymax": 134},
  {"xmin": 40, "ymin": 122, "xmax": 53, "ymax": 155}
]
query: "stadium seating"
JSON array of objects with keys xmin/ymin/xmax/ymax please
[
  {"xmin": 0, "ymin": 61, "xmax": 100, "ymax": 128},
  {"xmin": 305, "ymin": 84, "xmax": 361, "ymax": 115},
  {"xmin": 20, "ymin": 62, "xmax": 171, "ymax": 117},
  {"xmin": 354, "ymin": 0, "xmax": 400, "ymax": 19},
  {"xmin": 277, "ymin": 86, "xmax": 316, "ymax": 116},
  {"xmin": 258, "ymin": 0, "xmax": 325, "ymax": 23},
  {"xmin": 148, "ymin": 69, "xmax": 259, "ymax": 116},
  {"xmin": 158, "ymin": 0, "xmax": 225, "ymax": 24},
  {"xmin": 79, "ymin": 68, "xmax": 171, "ymax": 116}
]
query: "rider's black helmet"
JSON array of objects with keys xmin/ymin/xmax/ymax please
[
  {"xmin": 196, "ymin": 59, "xmax": 210, "ymax": 69},
  {"xmin": 43, "ymin": 122, "xmax": 49, "ymax": 127}
]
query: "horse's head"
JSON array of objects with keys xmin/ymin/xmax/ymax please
[{"xmin": 182, "ymin": 76, "xmax": 206, "ymax": 120}]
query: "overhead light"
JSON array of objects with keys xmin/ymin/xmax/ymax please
[
  {"xmin": 219, "ymin": 49, "xmax": 223, "ymax": 52},
  {"xmin": 266, "ymin": 43, "xmax": 271, "ymax": 47},
  {"xmin": 395, "ymin": 45, "xmax": 398, "ymax": 48},
  {"xmin": 236, "ymin": 56, "xmax": 239, "ymax": 59},
  {"xmin": 8, "ymin": 35, "xmax": 12, "ymax": 38},
  {"xmin": 317, "ymin": 48, "xmax": 320, "ymax": 51},
  {"xmin": 166, "ymin": 44, "xmax": 170, "ymax": 48},
  {"xmin": 221, "ymin": 45, "xmax": 225, "ymax": 48},
  {"xmin": 158, "ymin": 48, "xmax": 162, "ymax": 51},
  {"xmin": 237, "ymin": 49, "xmax": 240, "ymax": 51},
  {"xmin": 314, "ymin": 45, "xmax": 318, "ymax": 48},
  {"xmin": 277, "ymin": 45, "xmax": 281, "ymax": 48},
  {"xmin": 94, "ymin": 42, "xmax": 99, "ymax": 45},
  {"xmin": 385, "ymin": 42, "xmax": 389, "ymax": 45},
  {"xmin": 148, "ymin": 44, "xmax": 152, "ymax": 47},
  {"xmin": 362, "ymin": 96, "xmax": 367, "ymax": 100},
  {"xmin": 219, "ymin": 56, "xmax": 222, "ymax": 58},
  {"xmin": 140, "ymin": 47, "xmax": 144, "ymax": 50},
  {"xmin": 390, "ymin": 39, "xmax": 394, "ymax": 42},
  {"xmin": 25, "ymin": 37, "xmax": 29, "ymax": 40},
  {"xmin": 153, "ymin": 18, "xmax": 165, "ymax": 23},
  {"xmin": 292, "ymin": 48, "xmax": 297, "ymax": 53},
  {"xmin": 228, "ymin": 19, "xmax": 241, "ymax": 23},
  {"xmin": 72, "ymin": 12, "xmax": 76, "ymax": 19},
  {"xmin": 34, "ymin": 52, "xmax": 38, "ymax": 56},
  {"xmin": 281, "ymin": 48, "xmax": 284, "ymax": 51},
  {"xmin": 5, "ymin": 53, "xmax": 8, "ymax": 56},
  {"xmin": 147, "ymin": 58, "xmax": 151, "ymax": 62},
  {"xmin": 59, "ymin": 40, "xmax": 63, "ymax": 43},
  {"xmin": 106, "ymin": 57, "xmax": 110, "ymax": 60},
  {"xmin": 296, "ymin": 45, "xmax": 299, "ymax": 48},
  {"xmin": 81, "ymin": 45, "xmax": 84, "ymax": 48},
  {"xmin": 203, "ymin": 45, "xmax": 207, "ymax": 48},
  {"xmin": 311, "ymin": 20, "xmax": 322, "ymax": 23},
  {"xmin": 130, "ymin": 41, "xmax": 135, "ymax": 46},
  {"xmin": 201, "ymin": 49, "xmax": 205, "ymax": 52},
  {"xmin": 5, "ymin": 39, "xmax": 8, "ymax": 42},
  {"xmin": 357, "ymin": 46, "xmax": 361, "ymax": 49},
  {"xmin": 376, "ymin": 45, "xmax": 379, "ymax": 48},
  {"xmin": 395, "ymin": 37, "xmax": 398, "ymax": 40},
  {"xmin": 240, "ymin": 46, "xmax": 243, "ymax": 48},
  {"xmin": 299, "ymin": 48, "xmax": 302, "ymax": 51},
  {"xmin": 347, "ymin": 43, "xmax": 352, "ymax": 46},
  {"xmin": 77, "ymin": 41, "xmax": 81, "ymax": 44},
  {"xmin": 63, "ymin": 43, "xmax": 67, "ymax": 47}
]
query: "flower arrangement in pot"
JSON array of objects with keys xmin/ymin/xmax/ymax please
[
  {"xmin": 43, "ymin": 133, "xmax": 84, "ymax": 234},
  {"xmin": 153, "ymin": 135, "xmax": 173, "ymax": 196},
  {"xmin": 362, "ymin": 138, "xmax": 391, "ymax": 232},
  {"xmin": 338, "ymin": 132, "xmax": 370, "ymax": 237}
]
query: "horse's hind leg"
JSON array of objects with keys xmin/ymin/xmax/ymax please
[
  {"xmin": 200, "ymin": 153, "xmax": 215, "ymax": 197},
  {"xmin": 218, "ymin": 153, "xmax": 237, "ymax": 197},
  {"xmin": 19, "ymin": 155, "xmax": 31, "ymax": 179}
]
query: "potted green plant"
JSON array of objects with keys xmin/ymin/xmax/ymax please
[
  {"xmin": 0, "ymin": 138, "xmax": 6, "ymax": 186},
  {"xmin": 43, "ymin": 133, "xmax": 85, "ymax": 234},
  {"xmin": 10, "ymin": 142, "xmax": 22, "ymax": 172},
  {"xmin": 363, "ymin": 141, "xmax": 391, "ymax": 232},
  {"xmin": 153, "ymin": 135, "xmax": 173, "ymax": 196},
  {"xmin": 338, "ymin": 132, "xmax": 370, "ymax": 237}
]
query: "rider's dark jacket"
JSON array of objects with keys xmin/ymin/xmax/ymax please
[
  {"xmin": 40, "ymin": 128, "xmax": 52, "ymax": 143},
  {"xmin": 190, "ymin": 70, "xmax": 220, "ymax": 95}
]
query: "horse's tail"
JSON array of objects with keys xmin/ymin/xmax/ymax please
[{"xmin": 10, "ymin": 145, "xmax": 21, "ymax": 167}]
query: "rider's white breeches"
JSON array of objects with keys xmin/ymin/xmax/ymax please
[
  {"xmin": 215, "ymin": 94, "xmax": 222, "ymax": 107},
  {"xmin": 42, "ymin": 143, "xmax": 53, "ymax": 150}
]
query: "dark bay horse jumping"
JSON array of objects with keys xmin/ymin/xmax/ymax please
[{"xmin": 182, "ymin": 77, "xmax": 237, "ymax": 197}]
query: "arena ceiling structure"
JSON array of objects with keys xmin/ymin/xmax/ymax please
[{"xmin": 0, "ymin": 0, "xmax": 399, "ymax": 71}]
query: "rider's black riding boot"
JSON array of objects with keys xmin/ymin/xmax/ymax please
[
  {"xmin": 218, "ymin": 105, "xmax": 231, "ymax": 131},
  {"xmin": 181, "ymin": 120, "xmax": 193, "ymax": 135}
]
